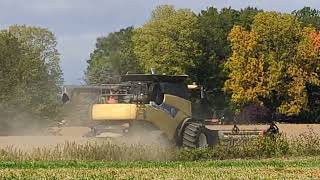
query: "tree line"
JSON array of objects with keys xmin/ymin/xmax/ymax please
[
  {"xmin": 86, "ymin": 5, "xmax": 320, "ymax": 123},
  {"xmin": 0, "ymin": 25, "xmax": 62, "ymax": 132}
]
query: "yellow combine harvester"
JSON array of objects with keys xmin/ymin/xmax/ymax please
[{"xmin": 62, "ymin": 74, "xmax": 277, "ymax": 148}]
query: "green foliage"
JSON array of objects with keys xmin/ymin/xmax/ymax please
[
  {"xmin": 8, "ymin": 25, "xmax": 63, "ymax": 87},
  {"xmin": 178, "ymin": 132, "xmax": 320, "ymax": 161},
  {"xmin": 191, "ymin": 7, "xmax": 261, "ymax": 117},
  {"xmin": 293, "ymin": 7, "xmax": 320, "ymax": 30},
  {"xmin": 1, "ymin": 160, "xmax": 320, "ymax": 179},
  {"xmin": 178, "ymin": 134, "xmax": 290, "ymax": 160},
  {"xmin": 0, "ymin": 31, "xmax": 26, "ymax": 103},
  {"xmin": 0, "ymin": 25, "xmax": 62, "ymax": 132},
  {"xmin": 133, "ymin": 5, "xmax": 201, "ymax": 75},
  {"xmin": 1, "ymin": 158, "xmax": 320, "ymax": 169},
  {"xmin": 86, "ymin": 27, "xmax": 142, "ymax": 84}
]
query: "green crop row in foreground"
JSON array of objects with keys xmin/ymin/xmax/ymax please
[
  {"xmin": 1, "ymin": 157, "xmax": 320, "ymax": 169},
  {"xmin": 1, "ymin": 158, "xmax": 320, "ymax": 179}
]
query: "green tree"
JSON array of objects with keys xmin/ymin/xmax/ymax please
[
  {"xmin": 194, "ymin": 7, "xmax": 261, "ymax": 116},
  {"xmin": 238, "ymin": 7, "xmax": 262, "ymax": 30},
  {"xmin": 293, "ymin": 7, "xmax": 320, "ymax": 30},
  {"xmin": 133, "ymin": 5, "xmax": 201, "ymax": 75},
  {"xmin": 8, "ymin": 25, "xmax": 63, "ymax": 87},
  {"xmin": 0, "ymin": 28, "xmax": 62, "ymax": 133},
  {"xmin": 0, "ymin": 31, "xmax": 27, "ymax": 104},
  {"xmin": 0, "ymin": 25, "xmax": 63, "ymax": 132},
  {"xmin": 6, "ymin": 25, "xmax": 63, "ymax": 118},
  {"xmin": 86, "ymin": 27, "xmax": 141, "ymax": 84}
]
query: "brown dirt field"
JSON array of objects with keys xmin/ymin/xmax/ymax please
[
  {"xmin": 0, "ymin": 126, "xmax": 96, "ymax": 150},
  {"xmin": 0, "ymin": 136, "xmax": 91, "ymax": 150},
  {"xmin": 0, "ymin": 126, "xmax": 170, "ymax": 151},
  {"xmin": 47, "ymin": 126, "xmax": 92, "ymax": 136},
  {"xmin": 1, "ymin": 123, "xmax": 320, "ymax": 151}
]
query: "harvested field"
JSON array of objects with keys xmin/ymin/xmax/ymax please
[
  {"xmin": 0, "ymin": 136, "xmax": 94, "ymax": 151},
  {"xmin": 0, "ymin": 123, "xmax": 320, "ymax": 151},
  {"xmin": 0, "ymin": 126, "xmax": 93, "ymax": 151},
  {"xmin": 0, "ymin": 126, "xmax": 172, "ymax": 153}
]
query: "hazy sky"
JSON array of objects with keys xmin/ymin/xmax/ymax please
[{"xmin": 1, "ymin": 0, "xmax": 319, "ymax": 84}]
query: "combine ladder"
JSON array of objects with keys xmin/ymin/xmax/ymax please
[{"xmin": 135, "ymin": 104, "xmax": 146, "ymax": 120}]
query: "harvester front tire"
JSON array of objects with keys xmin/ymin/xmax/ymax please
[{"xmin": 182, "ymin": 123, "xmax": 213, "ymax": 148}]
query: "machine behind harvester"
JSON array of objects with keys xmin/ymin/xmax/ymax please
[{"xmin": 61, "ymin": 74, "xmax": 278, "ymax": 148}]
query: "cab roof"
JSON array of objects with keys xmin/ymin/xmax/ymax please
[{"xmin": 121, "ymin": 74, "xmax": 188, "ymax": 83}]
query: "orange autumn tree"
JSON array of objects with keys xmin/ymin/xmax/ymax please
[
  {"xmin": 281, "ymin": 27, "xmax": 320, "ymax": 115},
  {"xmin": 310, "ymin": 31, "xmax": 320, "ymax": 49},
  {"xmin": 225, "ymin": 12, "xmax": 320, "ymax": 116}
]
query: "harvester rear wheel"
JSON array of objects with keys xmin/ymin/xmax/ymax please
[{"xmin": 182, "ymin": 123, "xmax": 211, "ymax": 148}]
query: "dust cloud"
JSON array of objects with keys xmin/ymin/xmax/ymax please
[{"xmin": 0, "ymin": 102, "xmax": 173, "ymax": 153}]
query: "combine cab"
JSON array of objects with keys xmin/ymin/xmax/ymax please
[{"xmin": 61, "ymin": 74, "xmax": 277, "ymax": 148}]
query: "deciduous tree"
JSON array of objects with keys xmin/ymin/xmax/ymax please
[
  {"xmin": 0, "ymin": 25, "xmax": 62, "ymax": 126},
  {"xmin": 225, "ymin": 12, "xmax": 320, "ymax": 116},
  {"xmin": 86, "ymin": 27, "xmax": 141, "ymax": 84},
  {"xmin": 133, "ymin": 5, "xmax": 201, "ymax": 75}
]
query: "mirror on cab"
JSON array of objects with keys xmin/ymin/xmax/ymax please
[{"xmin": 187, "ymin": 82, "xmax": 205, "ymax": 99}]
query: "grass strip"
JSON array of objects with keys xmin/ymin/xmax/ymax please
[
  {"xmin": 0, "ymin": 157, "xmax": 320, "ymax": 169},
  {"xmin": 1, "ymin": 166, "xmax": 320, "ymax": 179}
]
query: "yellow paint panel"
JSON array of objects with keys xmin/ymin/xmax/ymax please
[
  {"xmin": 145, "ymin": 105, "xmax": 188, "ymax": 140},
  {"xmin": 144, "ymin": 94, "xmax": 191, "ymax": 140},
  {"xmin": 163, "ymin": 94, "xmax": 192, "ymax": 116},
  {"xmin": 92, "ymin": 104, "xmax": 136, "ymax": 121}
]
